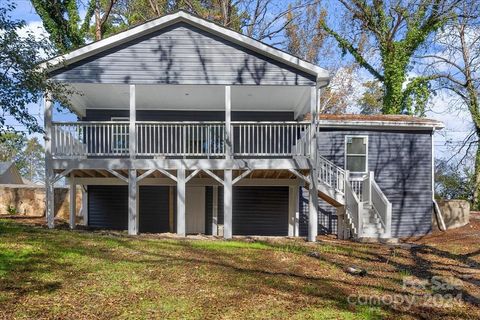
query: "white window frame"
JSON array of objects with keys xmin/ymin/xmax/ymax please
[
  {"xmin": 344, "ymin": 135, "xmax": 369, "ymax": 174},
  {"xmin": 111, "ymin": 117, "xmax": 129, "ymax": 153}
]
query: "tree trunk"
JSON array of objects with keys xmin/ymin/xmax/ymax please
[
  {"xmin": 95, "ymin": 1, "xmax": 102, "ymax": 41},
  {"xmin": 382, "ymin": 52, "xmax": 408, "ymax": 114},
  {"xmin": 473, "ymin": 137, "xmax": 480, "ymax": 210}
]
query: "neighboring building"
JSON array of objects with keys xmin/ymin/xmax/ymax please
[
  {"xmin": 40, "ymin": 11, "xmax": 443, "ymax": 241},
  {"xmin": 0, "ymin": 162, "xmax": 24, "ymax": 185}
]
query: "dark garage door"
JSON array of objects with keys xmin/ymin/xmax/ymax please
[
  {"xmin": 232, "ymin": 187, "xmax": 288, "ymax": 236},
  {"xmin": 88, "ymin": 186, "xmax": 170, "ymax": 232},
  {"xmin": 88, "ymin": 186, "xmax": 128, "ymax": 230},
  {"xmin": 139, "ymin": 186, "xmax": 170, "ymax": 233}
]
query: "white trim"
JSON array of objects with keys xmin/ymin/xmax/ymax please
[
  {"xmin": 72, "ymin": 177, "xmax": 301, "ymax": 186},
  {"xmin": 344, "ymin": 135, "xmax": 369, "ymax": 174},
  {"xmin": 40, "ymin": 11, "xmax": 329, "ymax": 82},
  {"xmin": 318, "ymin": 120, "xmax": 444, "ymax": 130}
]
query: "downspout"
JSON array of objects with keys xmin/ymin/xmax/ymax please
[{"xmin": 432, "ymin": 126, "xmax": 446, "ymax": 231}]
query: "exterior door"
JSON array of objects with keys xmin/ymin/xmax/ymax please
[{"xmin": 186, "ymin": 186, "xmax": 205, "ymax": 234}]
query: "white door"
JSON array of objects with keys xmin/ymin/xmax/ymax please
[{"xmin": 186, "ymin": 187, "xmax": 205, "ymax": 234}]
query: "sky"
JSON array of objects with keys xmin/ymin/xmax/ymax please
[{"xmin": 6, "ymin": 0, "xmax": 474, "ymax": 161}]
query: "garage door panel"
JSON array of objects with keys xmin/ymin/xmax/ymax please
[
  {"xmin": 88, "ymin": 186, "xmax": 128, "ymax": 230},
  {"xmin": 139, "ymin": 186, "xmax": 170, "ymax": 233}
]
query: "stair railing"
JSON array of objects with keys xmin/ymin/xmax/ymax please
[
  {"xmin": 370, "ymin": 177, "xmax": 392, "ymax": 238},
  {"xmin": 344, "ymin": 170, "xmax": 363, "ymax": 237},
  {"xmin": 316, "ymin": 154, "xmax": 346, "ymax": 195}
]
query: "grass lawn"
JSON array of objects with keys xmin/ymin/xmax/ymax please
[{"xmin": 1, "ymin": 217, "xmax": 479, "ymax": 319}]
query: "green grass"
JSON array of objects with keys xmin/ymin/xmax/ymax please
[{"xmin": 0, "ymin": 219, "xmax": 477, "ymax": 320}]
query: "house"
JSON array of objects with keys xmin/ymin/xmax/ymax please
[
  {"xmin": 0, "ymin": 162, "xmax": 25, "ymax": 185},
  {"xmin": 40, "ymin": 11, "xmax": 444, "ymax": 241}
]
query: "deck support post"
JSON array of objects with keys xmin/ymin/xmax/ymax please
[
  {"xmin": 129, "ymin": 84, "xmax": 136, "ymax": 159},
  {"xmin": 128, "ymin": 169, "xmax": 139, "ymax": 235},
  {"xmin": 288, "ymin": 186, "xmax": 299, "ymax": 236},
  {"xmin": 80, "ymin": 186, "xmax": 88, "ymax": 226},
  {"xmin": 177, "ymin": 168, "xmax": 186, "ymax": 237},
  {"xmin": 223, "ymin": 169, "xmax": 232, "ymax": 239},
  {"xmin": 212, "ymin": 186, "xmax": 218, "ymax": 236},
  {"xmin": 307, "ymin": 86, "xmax": 318, "ymax": 242},
  {"xmin": 225, "ymin": 86, "xmax": 232, "ymax": 159},
  {"xmin": 44, "ymin": 90, "xmax": 55, "ymax": 229},
  {"xmin": 69, "ymin": 177, "xmax": 76, "ymax": 229}
]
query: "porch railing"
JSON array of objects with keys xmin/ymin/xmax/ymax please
[{"xmin": 51, "ymin": 121, "xmax": 310, "ymax": 158}]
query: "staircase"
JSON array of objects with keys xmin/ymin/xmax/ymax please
[{"xmin": 315, "ymin": 154, "xmax": 393, "ymax": 241}]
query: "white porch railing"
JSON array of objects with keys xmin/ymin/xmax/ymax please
[
  {"xmin": 136, "ymin": 122, "xmax": 225, "ymax": 157},
  {"xmin": 344, "ymin": 177, "xmax": 362, "ymax": 237},
  {"xmin": 52, "ymin": 121, "xmax": 310, "ymax": 158},
  {"xmin": 232, "ymin": 121, "xmax": 310, "ymax": 156}
]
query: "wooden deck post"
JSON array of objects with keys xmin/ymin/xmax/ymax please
[
  {"xmin": 308, "ymin": 86, "xmax": 318, "ymax": 242},
  {"xmin": 288, "ymin": 186, "xmax": 299, "ymax": 236},
  {"xmin": 225, "ymin": 85, "xmax": 232, "ymax": 159},
  {"xmin": 69, "ymin": 176, "xmax": 76, "ymax": 229},
  {"xmin": 177, "ymin": 168, "xmax": 186, "ymax": 237},
  {"xmin": 129, "ymin": 84, "xmax": 136, "ymax": 159},
  {"xmin": 223, "ymin": 169, "xmax": 232, "ymax": 239},
  {"xmin": 212, "ymin": 185, "xmax": 218, "ymax": 236},
  {"xmin": 44, "ymin": 91, "xmax": 55, "ymax": 229},
  {"xmin": 80, "ymin": 186, "xmax": 88, "ymax": 226},
  {"xmin": 128, "ymin": 169, "xmax": 139, "ymax": 235}
]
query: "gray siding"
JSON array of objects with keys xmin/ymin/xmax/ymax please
[
  {"xmin": 51, "ymin": 22, "xmax": 315, "ymax": 86},
  {"xmin": 317, "ymin": 129, "xmax": 433, "ymax": 237},
  {"xmin": 82, "ymin": 109, "xmax": 294, "ymax": 121}
]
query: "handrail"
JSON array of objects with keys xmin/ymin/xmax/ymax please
[
  {"xmin": 344, "ymin": 176, "xmax": 362, "ymax": 237},
  {"xmin": 371, "ymin": 178, "xmax": 392, "ymax": 238},
  {"xmin": 316, "ymin": 154, "xmax": 346, "ymax": 194}
]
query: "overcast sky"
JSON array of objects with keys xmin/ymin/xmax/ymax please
[{"xmin": 8, "ymin": 0, "xmax": 474, "ymax": 161}]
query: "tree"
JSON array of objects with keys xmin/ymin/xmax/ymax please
[
  {"xmin": 284, "ymin": 2, "xmax": 358, "ymax": 114},
  {"xmin": 31, "ymin": 0, "xmax": 118, "ymax": 52},
  {"xmin": 0, "ymin": 132, "xmax": 26, "ymax": 162},
  {"xmin": 18, "ymin": 137, "xmax": 45, "ymax": 183},
  {"xmin": 424, "ymin": 0, "xmax": 480, "ymax": 208},
  {"xmin": 435, "ymin": 159, "xmax": 475, "ymax": 202},
  {"xmin": 0, "ymin": 1, "xmax": 70, "ymax": 134},
  {"xmin": 358, "ymin": 81, "xmax": 383, "ymax": 115},
  {"xmin": 321, "ymin": 0, "xmax": 461, "ymax": 115}
]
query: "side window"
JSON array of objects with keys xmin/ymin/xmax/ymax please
[
  {"xmin": 111, "ymin": 117, "xmax": 129, "ymax": 153},
  {"xmin": 345, "ymin": 136, "xmax": 368, "ymax": 173}
]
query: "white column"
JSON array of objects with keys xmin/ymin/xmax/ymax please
[
  {"xmin": 288, "ymin": 186, "xmax": 299, "ymax": 237},
  {"xmin": 223, "ymin": 169, "xmax": 232, "ymax": 239},
  {"xmin": 176, "ymin": 168, "xmax": 186, "ymax": 237},
  {"xmin": 225, "ymin": 86, "xmax": 232, "ymax": 159},
  {"xmin": 308, "ymin": 86, "xmax": 318, "ymax": 242},
  {"xmin": 80, "ymin": 186, "xmax": 88, "ymax": 226},
  {"xmin": 212, "ymin": 185, "xmax": 218, "ymax": 236},
  {"xmin": 44, "ymin": 91, "xmax": 55, "ymax": 229},
  {"xmin": 69, "ymin": 177, "xmax": 76, "ymax": 229},
  {"xmin": 128, "ymin": 169, "xmax": 139, "ymax": 235},
  {"xmin": 129, "ymin": 84, "xmax": 136, "ymax": 159}
]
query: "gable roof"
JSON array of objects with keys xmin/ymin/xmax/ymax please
[
  {"xmin": 40, "ymin": 10, "xmax": 330, "ymax": 85},
  {"xmin": 0, "ymin": 161, "xmax": 24, "ymax": 185}
]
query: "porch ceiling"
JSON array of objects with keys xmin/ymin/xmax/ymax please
[{"xmin": 67, "ymin": 83, "xmax": 310, "ymax": 117}]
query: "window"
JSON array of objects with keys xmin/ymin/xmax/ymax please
[
  {"xmin": 345, "ymin": 136, "xmax": 368, "ymax": 173},
  {"xmin": 111, "ymin": 117, "xmax": 129, "ymax": 153}
]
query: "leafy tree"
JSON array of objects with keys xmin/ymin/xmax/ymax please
[
  {"xmin": 423, "ymin": 0, "xmax": 480, "ymax": 209},
  {"xmin": 31, "ymin": 0, "xmax": 117, "ymax": 52},
  {"xmin": 358, "ymin": 81, "xmax": 383, "ymax": 115},
  {"xmin": 0, "ymin": 1, "xmax": 71, "ymax": 134},
  {"xmin": 18, "ymin": 137, "xmax": 45, "ymax": 183},
  {"xmin": 0, "ymin": 133, "xmax": 26, "ymax": 163},
  {"xmin": 320, "ymin": 0, "xmax": 461, "ymax": 115},
  {"xmin": 435, "ymin": 159, "xmax": 474, "ymax": 202}
]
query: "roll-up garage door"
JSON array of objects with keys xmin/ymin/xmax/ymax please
[
  {"xmin": 232, "ymin": 187, "xmax": 288, "ymax": 236},
  {"xmin": 88, "ymin": 186, "xmax": 170, "ymax": 232},
  {"xmin": 139, "ymin": 186, "xmax": 170, "ymax": 233},
  {"xmin": 88, "ymin": 186, "xmax": 128, "ymax": 230}
]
